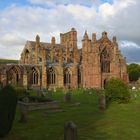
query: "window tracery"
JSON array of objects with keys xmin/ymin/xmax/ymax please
[
  {"xmin": 47, "ymin": 67, "xmax": 56, "ymax": 85},
  {"xmin": 64, "ymin": 68, "xmax": 71, "ymax": 85},
  {"xmin": 31, "ymin": 68, "xmax": 38, "ymax": 85},
  {"xmin": 100, "ymin": 48, "xmax": 110, "ymax": 73}
]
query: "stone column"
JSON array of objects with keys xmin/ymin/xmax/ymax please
[
  {"xmin": 42, "ymin": 48, "xmax": 47, "ymax": 89},
  {"xmin": 23, "ymin": 74, "xmax": 28, "ymax": 89}
]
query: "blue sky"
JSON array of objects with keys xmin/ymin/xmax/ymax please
[
  {"xmin": 0, "ymin": 0, "xmax": 28, "ymax": 9},
  {"xmin": 0, "ymin": 0, "xmax": 113, "ymax": 9},
  {"xmin": 0, "ymin": 0, "xmax": 140, "ymax": 63}
]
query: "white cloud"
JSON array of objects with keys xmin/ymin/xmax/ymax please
[
  {"xmin": 119, "ymin": 40, "xmax": 140, "ymax": 63},
  {"xmin": 0, "ymin": 44, "xmax": 23, "ymax": 59},
  {"xmin": 99, "ymin": 0, "xmax": 136, "ymax": 19},
  {"xmin": 0, "ymin": 33, "xmax": 25, "ymax": 46},
  {"xmin": 119, "ymin": 41, "xmax": 140, "ymax": 49},
  {"xmin": 66, "ymin": 4, "xmax": 97, "ymax": 20},
  {"xmin": 0, "ymin": 0, "xmax": 140, "ymax": 63}
]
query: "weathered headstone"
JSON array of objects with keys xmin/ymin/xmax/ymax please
[
  {"xmin": 64, "ymin": 91, "xmax": 71, "ymax": 102},
  {"xmin": 41, "ymin": 89, "xmax": 46, "ymax": 97},
  {"xmin": 48, "ymin": 89, "xmax": 53, "ymax": 99},
  {"xmin": 19, "ymin": 104, "xmax": 28, "ymax": 123},
  {"xmin": 53, "ymin": 87, "xmax": 56, "ymax": 92},
  {"xmin": 96, "ymin": 89, "xmax": 106, "ymax": 110},
  {"xmin": 36, "ymin": 89, "xmax": 41, "ymax": 97},
  {"xmin": 98, "ymin": 95, "xmax": 106, "ymax": 110},
  {"xmin": 64, "ymin": 121, "xmax": 77, "ymax": 140}
]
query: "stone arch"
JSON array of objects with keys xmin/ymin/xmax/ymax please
[
  {"xmin": 29, "ymin": 67, "xmax": 40, "ymax": 85},
  {"xmin": 64, "ymin": 67, "xmax": 72, "ymax": 86},
  {"xmin": 24, "ymin": 49, "xmax": 30, "ymax": 64},
  {"xmin": 47, "ymin": 67, "xmax": 56, "ymax": 85},
  {"xmin": 7, "ymin": 65, "xmax": 23, "ymax": 86}
]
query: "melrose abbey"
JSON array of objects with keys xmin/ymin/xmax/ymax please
[{"xmin": 0, "ymin": 28, "xmax": 128, "ymax": 89}]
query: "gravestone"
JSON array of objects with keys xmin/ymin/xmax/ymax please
[
  {"xmin": 64, "ymin": 121, "xmax": 77, "ymax": 140},
  {"xmin": 19, "ymin": 104, "xmax": 28, "ymax": 123},
  {"xmin": 19, "ymin": 97, "xmax": 29, "ymax": 123},
  {"xmin": 98, "ymin": 95, "xmax": 106, "ymax": 110},
  {"xmin": 36, "ymin": 89, "xmax": 41, "ymax": 97},
  {"xmin": 64, "ymin": 91, "xmax": 71, "ymax": 102},
  {"xmin": 48, "ymin": 89, "xmax": 53, "ymax": 99},
  {"xmin": 41, "ymin": 89, "xmax": 46, "ymax": 97},
  {"xmin": 96, "ymin": 89, "xmax": 106, "ymax": 110},
  {"xmin": 53, "ymin": 88, "xmax": 56, "ymax": 92}
]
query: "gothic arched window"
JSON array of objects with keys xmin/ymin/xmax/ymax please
[
  {"xmin": 31, "ymin": 68, "xmax": 38, "ymax": 85},
  {"xmin": 64, "ymin": 68, "xmax": 71, "ymax": 85},
  {"xmin": 100, "ymin": 48, "xmax": 110, "ymax": 73},
  {"xmin": 24, "ymin": 49, "xmax": 30, "ymax": 64},
  {"xmin": 47, "ymin": 67, "xmax": 56, "ymax": 85}
]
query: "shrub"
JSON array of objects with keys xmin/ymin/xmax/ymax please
[
  {"xmin": 105, "ymin": 78, "xmax": 131, "ymax": 103},
  {"xmin": 0, "ymin": 85, "xmax": 18, "ymax": 138}
]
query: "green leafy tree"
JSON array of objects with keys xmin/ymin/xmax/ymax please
[
  {"xmin": 127, "ymin": 63, "xmax": 140, "ymax": 81},
  {"xmin": 129, "ymin": 70, "xmax": 140, "ymax": 81},
  {"xmin": 105, "ymin": 78, "xmax": 131, "ymax": 103}
]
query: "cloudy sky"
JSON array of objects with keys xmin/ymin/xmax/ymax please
[{"xmin": 0, "ymin": 0, "xmax": 140, "ymax": 63}]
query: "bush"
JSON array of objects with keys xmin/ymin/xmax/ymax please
[
  {"xmin": 0, "ymin": 85, "xmax": 18, "ymax": 138},
  {"xmin": 105, "ymin": 78, "xmax": 131, "ymax": 103},
  {"xmin": 127, "ymin": 63, "xmax": 140, "ymax": 81}
]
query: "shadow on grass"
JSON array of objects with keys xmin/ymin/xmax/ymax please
[{"xmin": 1, "ymin": 90, "xmax": 116, "ymax": 140}]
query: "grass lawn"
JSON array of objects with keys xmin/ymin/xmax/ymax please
[{"xmin": 2, "ymin": 89, "xmax": 140, "ymax": 140}]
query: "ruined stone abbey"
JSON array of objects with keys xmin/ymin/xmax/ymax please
[{"xmin": 0, "ymin": 28, "xmax": 128, "ymax": 89}]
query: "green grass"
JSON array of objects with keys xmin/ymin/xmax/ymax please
[
  {"xmin": 2, "ymin": 89, "xmax": 140, "ymax": 140},
  {"xmin": 0, "ymin": 59, "xmax": 19, "ymax": 64}
]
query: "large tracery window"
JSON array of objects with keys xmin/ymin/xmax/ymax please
[
  {"xmin": 100, "ymin": 48, "xmax": 110, "ymax": 73},
  {"xmin": 47, "ymin": 67, "xmax": 56, "ymax": 85},
  {"xmin": 31, "ymin": 68, "xmax": 38, "ymax": 85},
  {"xmin": 64, "ymin": 68, "xmax": 71, "ymax": 85}
]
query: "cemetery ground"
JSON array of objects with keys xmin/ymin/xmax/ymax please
[{"xmin": 2, "ymin": 89, "xmax": 140, "ymax": 140}]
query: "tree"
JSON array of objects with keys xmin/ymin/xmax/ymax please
[
  {"xmin": 129, "ymin": 70, "xmax": 140, "ymax": 81},
  {"xmin": 127, "ymin": 63, "xmax": 140, "ymax": 81},
  {"xmin": 105, "ymin": 78, "xmax": 131, "ymax": 103}
]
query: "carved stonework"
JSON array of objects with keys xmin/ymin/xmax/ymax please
[{"xmin": 0, "ymin": 28, "xmax": 128, "ymax": 89}]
